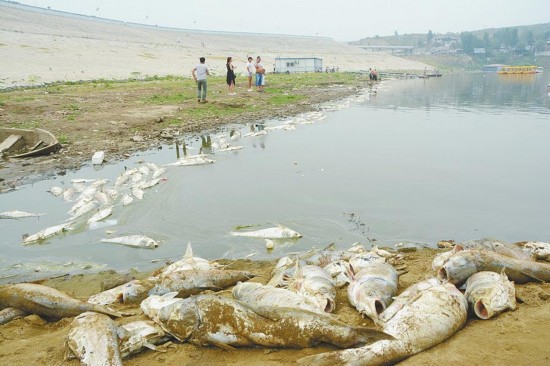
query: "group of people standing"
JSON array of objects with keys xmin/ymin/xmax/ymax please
[{"xmin": 191, "ymin": 56, "xmax": 266, "ymax": 103}]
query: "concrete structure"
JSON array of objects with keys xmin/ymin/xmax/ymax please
[
  {"xmin": 274, "ymin": 57, "xmax": 323, "ymax": 73},
  {"xmin": 357, "ymin": 45, "xmax": 414, "ymax": 55}
]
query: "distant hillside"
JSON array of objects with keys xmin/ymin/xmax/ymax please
[{"xmin": 350, "ymin": 23, "xmax": 550, "ymax": 69}]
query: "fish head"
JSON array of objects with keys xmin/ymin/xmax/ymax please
[
  {"xmin": 437, "ymin": 252, "xmax": 477, "ymax": 286},
  {"xmin": 277, "ymin": 225, "xmax": 303, "ymax": 238},
  {"xmin": 471, "ymin": 272, "xmax": 516, "ymax": 320},
  {"xmin": 231, "ymin": 282, "xmax": 263, "ymax": 299}
]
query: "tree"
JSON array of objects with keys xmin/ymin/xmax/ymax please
[
  {"xmin": 427, "ymin": 30, "xmax": 433, "ymax": 44},
  {"xmin": 394, "ymin": 30, "xmax": 399, "ymax": 36},
  {"xmin": 460, "ymin": 31, "xmax": 481, "ymax": 54}
]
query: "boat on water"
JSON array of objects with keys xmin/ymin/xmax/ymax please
[
  {"xmin": 497, "ymin": 65, "xmax": 538, "ymax": 74},
  {"xmin": 0, "ymin": 127, "xmax": 61, "ymax": 158}
]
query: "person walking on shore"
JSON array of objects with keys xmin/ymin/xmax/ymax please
[
  {"xmin": 246, "ymin": 56, "xmax": 254, "ymax": 92},
  {"xmin": 226, "ymin": 56, "xmax": 237, "ymax": 95},
  {"xmin": 254, "ymin": 56, "xmax": 265, "ymax": 92},
  {"xmin": 192, "ymin": 57, "xmax": 209, "ymax": 103}
]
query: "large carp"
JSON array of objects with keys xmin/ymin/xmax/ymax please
[
  {"xmin": 437, "ymin": 249, "xmax": 550, "ymax": 286},
  {"xmin": 289, "ymin": 264, "xmax": 337, "ymax": 313},
  {"xmin": 65, "ymin": 312, "xmax": 123, "ymax": 366},
  {"xmin": 88, "ymin": 279, "xmax": 152, "ymax": 306},
  {"xmin": 464, "ymin": 270, "xmax": 516, "ymax": 319},
  {"xmin": 157, "ymin": 242, "xmax": 218, "ymax": 277},
  {"xmin": 298, "ymin": 280, "xmax": 467, "ymax": 366},
  {"xmin": 347, "ymin": 261, "xmax": 398, "ymax": 321},
  {"xmin": 148, "ymin": 269, "xmax": 255, "ymax": 297},
  {"xmin": 0, "ymin": 283, "xmax": 122, "ymax": 320},
  {"xmin": 141, "ymin": 293, "xmax": 392, "ymax": 349}
]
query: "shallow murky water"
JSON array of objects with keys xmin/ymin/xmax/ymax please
[{"xmin": 1, "ymin": 72, "xmax": 549, "ymax": 281}]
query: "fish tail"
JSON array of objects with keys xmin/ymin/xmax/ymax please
[{"xmin": 93, "ymin": 305, "xmax": 124, "ymax": 318}]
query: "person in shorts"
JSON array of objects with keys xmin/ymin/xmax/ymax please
[{"xmin": 254, "ymin": 56, "xmax": 265, "ymax": 92}]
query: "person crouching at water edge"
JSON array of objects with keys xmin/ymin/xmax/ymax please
[
  {"xmin": 227, "ymin": 56, "xmax": 237, "ymax": 95},
  {"xmin": 192, "ymin": 57, "xmax": 210, "ymax": 103},
  {"xmin": 255, "ymin": 56, "xmax": 265, "ymax": 92}
]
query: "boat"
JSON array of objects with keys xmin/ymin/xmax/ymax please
[
  {"xmin": 497, "ymin": 65, "xmax": 537, "ymax": 74},
  {"xmin": 0, "ymin": 127, "xmax": 61, "ymax": 158}
]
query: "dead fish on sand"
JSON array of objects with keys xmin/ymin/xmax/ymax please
[
  {"xmin": 88, "ymin": 280, "xmax": 152, "ymax": 306},
  {"xmin": 298, "ymin": 281, "xmax": 467, "ymax": 366},
  {"xmin": 100, "ymin": 235, "xmax": 159, "ymax": 249},
  {"xmin": 231, "ymin": 224, "xmax": 302, "ymax": 239},
  {"xmin": 347, "ymin": 261, "xmax": 398, "ymax": 321},
  {"xmin": 437, "ymin": 249, "xmax": 550, "ymax": 286},
  {"xmin": 0, "ymin": 210, "xmax": 43, "ymax": 219},
  {"xmin": 0, "ymin": 283, "xmax": 122, "ymax": 321},
  {"xmin": 0, "ymin": 307, "xmax": 28, "ymax": 325},
  {"xmin": 516, "ymin": 241, "xmax": 550, "ymax": 262},
  {"xmin": 464, "ymin": 270, "xmax": 516, "ymax": 320},
  {"xmin": 148, "ymin": 269, "xmax": 255, "ymax": 297},
  {"xmin": 159, "ymin": 242, "xmax": 218, "ymax": 276},
  {"xmin": 65, "ymin": 312, "xmax": 123, "ymax": 366},
  {"xmin": 141, "ymin": 293, "xmax": 392, "ymax": 349},
  {"xmin": 289, "ymin": 264, "xmax": 337, "ymax": 313},
  {"xmin": 119, "ymin": 320, "xmax": 171, "ymax": 358}
]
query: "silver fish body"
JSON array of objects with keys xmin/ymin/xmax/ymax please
[
  {"xmin": 517, "ymin": 241, "xmax": 550, "ymax": 262},
  {"xmin": 88, "ymin": 280, "xmax": 152, "ymax": 306},
  {"xmin": 347, "ymin": 262, "xmax": 398, "ymax": 321},
  {"xmin": 87, "ymin": 205, "xmax": 113, "ymax": 224},
  {"xmin": 22, "ymin": 221, "xmax": 73, "ymax": 244},
  {"xmin": 141, "ymin": 293, "xmax": 392, "ymax": 348},
  {"xmin": 231, "ymin": 225, "xmax": 302, "ymax": 239},
  {"xmin": 65, "ymin": 312, "xmax": 123, "ymax": 366},
  {"xmin": 437, "ymin": 249, "xmax": 550, "ymax": 286},
  {"xmin": 0, "ymin": 307, "xmax": 28, "ymax": 325},
  {"xmin": 0, "ymin": 283, "xmax": 122, "ymax": 321},
  {"xmin": 464, "ymin": 270, "xmax": 516, "ymax": 319},
  {"xmin": 290, "ymin": 264, "xmax": 337, "ymax": 313},
  {"xmin": 159, "ymin": 242, "xmax": 216, "ymax": 276},
  {"xmin": 299, "ymin": 281, "xmax": 467, "ymax": 366},
  {"xmin": 100, "ymin": 235, "xmax": 158, "ymax": 249},
  {"xmin": 232, "ymin": 282, "xmax": 324, "ymax": 314},
  {"xmin": 0, "ymin": 210, "xmax": 43, "ymax": 219},
  {"xmin": 149, "ymin": 269, "xmax": 254, "ymax": 297}
]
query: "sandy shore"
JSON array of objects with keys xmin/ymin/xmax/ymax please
[{"xmin": 0, "ymin": 2, "xmax": 429, "ymax": 89}]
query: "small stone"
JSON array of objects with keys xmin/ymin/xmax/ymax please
[{"xmin": 25, "ymin": 314, "xmax": 47, "ymax": 325}]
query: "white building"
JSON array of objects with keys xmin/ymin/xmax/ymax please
[{"xmin": 274, "ymin": 57, "xmax": 323, "ymax": 73}]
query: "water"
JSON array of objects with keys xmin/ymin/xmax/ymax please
[{"xmin": 1, "ymin": 72, "xmax": 549, "ymax": 281}]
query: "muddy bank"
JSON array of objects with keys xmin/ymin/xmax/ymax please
[{"xmin": 0, "ymin": 248, "xmax": 549, "ymax": 365}]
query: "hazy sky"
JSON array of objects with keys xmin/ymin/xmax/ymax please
[{"xmin": 12, "ymin": 0, "xmax": 550, "ymax": 41}]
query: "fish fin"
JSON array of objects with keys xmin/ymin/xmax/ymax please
[
  {"xmin": 143, "ymin": 341, "xmax": 159, "ymax": 351},
  {"xmin": 210, "ymin": 340, "xmax": 237, "ymax": 351},
  {"xmin": 161, "ymin": 292, "xmax": 179, "ymax": 299},
  {"xmin": 184, "ymin": 241, "xmax": 193, "ymax": 259}
]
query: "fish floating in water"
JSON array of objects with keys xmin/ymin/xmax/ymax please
[
  {"xmin": 464, "ymin": 270, "xmax": 516, "ymax": 320},
  {"xmin": 299, "ymin": 280, "xmax": 467, "ymax": 366},
  {"xmin": 0, "ymin": 210, "xmax": 43, "ymax": 219},
  {"xmin": 22, "ymin": 221, "xmax": 73, "ymax": 245},
  {"xmin": 65, "ymin": 312, "xmax": 123, "ymax": 366},
  {"xmin": 100, "ymin": 235, "xmax": 159, "ymax": 249},
  {"xmin": 0, "ymin": 283, "xmax": 122, "ymax": 321},
  {"xmin": 231, "ymin": 224, "xmax": 302, "ymax": 239},
  {"xmin": 141, "ymin": 293, "xmax": 392, "ymax": 349},
  {"xmin": 164, "ymin": 155, "xmax": 215, "ymax": 166}
]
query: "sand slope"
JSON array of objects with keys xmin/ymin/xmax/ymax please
[{"xmin": 0, "ymin": 2, "xmax": 429, "ymax": 88}]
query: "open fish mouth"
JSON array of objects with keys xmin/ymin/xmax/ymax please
[
  {"xmin": 437, "ymin": 267, "xmax": 449, "ymax": 282},
  {"xmin": 474, "ymin": 299, "xmax": 490, "ymax": 320}
]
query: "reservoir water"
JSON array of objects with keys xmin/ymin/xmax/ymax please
[{"xmin": 1, "ymin": 72, "xmax": 549, "ymax": 281}]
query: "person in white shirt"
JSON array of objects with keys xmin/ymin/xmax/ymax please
[
  {"xmin": 254, "ymin": 56, "xmax": 265, "ymax": 92},
  {"xmin": 246, "ymin": 56, "xmax": 255, "ymax": 91},
  {"xmin": 192, "ymin": 57, "xmax": 210, "ymax": 103}
]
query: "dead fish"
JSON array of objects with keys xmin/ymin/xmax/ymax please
[
  {"xmin": 516, "ymin": 241, "xmax": 550, "ymax": 262},
  {"xmin": 0, "ymin": 307, "xmax": 28, "ymax": 325},
  {"xmin": 88, "ymin": 280, "xmax": 152, "ymax": 306},
  {"xmin": 132, "ymin": 186, "xmax": 144, "ymax": 200},
  {"xmin": 159, "ymin": 242, "xmax": 217, "ymax": 276},
  {"xmin": 141, "ymin": 293, "xmax": 392, "ymax": 348},
  {"xmin": 65, "ymin": 312, "xmax": 123, "ymax": 366},
  {"xmin": 149, "ymin": 269, "xmax": 255, "ymax": 297},
  {"xmin": 298, "ymin": 281, "xmax": 467, "ymax": 366},
  {"xmin": 231, "ymin": 224, "xmax": 302, "ymax": 239},
  {"xmin": 243, "ymin": 130, "xmax": 267, "ymax": 137},
  {"xmin": 135, "ymin": 177, "xmax": 164, "ymax": 190},
  {"xmin": 347, "ymin": 262, "xmax": 398, "ymax": 321},
  {"xmin": 22, "ymin": 221, "xmax": 73, "ymax": 244},
  {"xmin": 323, "ymin": 260, "xmax": 353, "ymax": 288},
  {"xmin": 120, "ymin": 193, "xmax": 134, "ymax": 206},
  {"xmin": 232, "ymin": 282, "xmax": 324, "ymax": 314},
  {"xmin": 437, "ymin": 249, "xmax": 550, "ymax": 286},
  {"xmin": 100, "ymin": 235, "xmax": 159, "ymax": 249},
  {"xmin": 464, "ymin": 270, "xmax": 516, "ymax": 320},
  {"xmin": 164, "ymin": 155, "xmax": 215, "ymax": 166},
  {"xmin": 86, "ymin": 205, "xmax": 113, "ymax": 225},
  {"xmin": 0, "ymin": 210, "xmax": 43, "ymax": 219},
  {"xmin": 0, "ymin": 283, "xmax": 122, "ymax": 321},
  {"xmin": 48, "ymin": 186, "xmax": 64, "ymax": 196},
  {"xmin": 217, "ymin": 145, "xmax": 244, "ymax": 152},
  {"xmin": 348, "ymin": 250, "xmax": 386, "ymax": 274},
  {"xmin": 289, "ymin": 264, "xmax": 337, "ymax": 313},
  {"xmin": 119, "ymin": 320, "xmax": 171, "ymax": 358}
]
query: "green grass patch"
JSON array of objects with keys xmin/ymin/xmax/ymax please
[
  {"xmin": 143, "ymin": 93, "xmax": 193, "ymax": 104},
  {"xmin": 268, "ymin": 93, "xmax": 305, "ymax": 105}
]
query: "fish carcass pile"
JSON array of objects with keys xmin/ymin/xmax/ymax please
[{"xmin": 1, "ymin": 238, "xmax": 550, "ymax": 365}]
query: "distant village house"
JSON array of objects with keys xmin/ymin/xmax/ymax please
[{"xmin": 274, "ymin": 57, "xmax": 323, "ymax": 73}]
